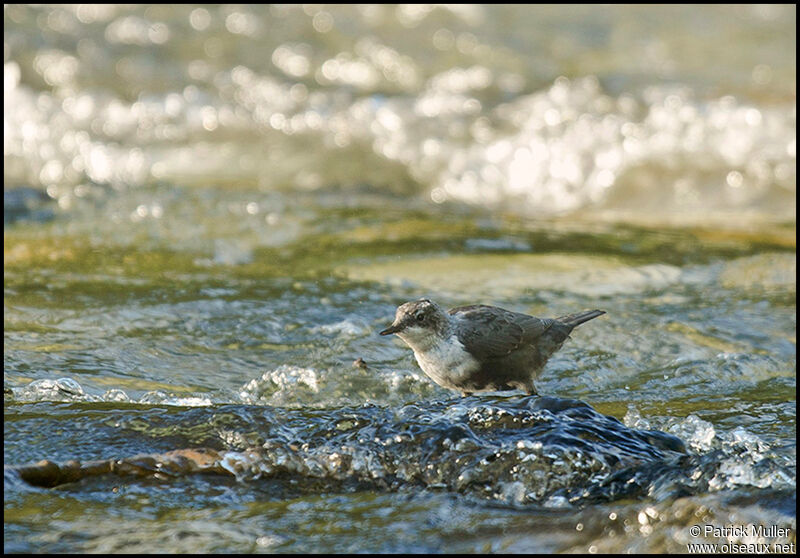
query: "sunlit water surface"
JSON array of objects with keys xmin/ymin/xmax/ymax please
[{"xmin": 4, "ymin": 4, "xmax": 796, "ymax": 553}]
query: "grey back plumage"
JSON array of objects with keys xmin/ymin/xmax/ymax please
[
  {"xmin": 450, "ymin": 305, "xmax": 605, "ymax": 362},
  {"xmin": 449, "ymin": 305, "xmax": 556, "ymax": 361}
]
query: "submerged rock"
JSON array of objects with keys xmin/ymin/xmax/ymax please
[{"xmin": 7, "ymin": 394, "xmax": 792, "ymax": 509}]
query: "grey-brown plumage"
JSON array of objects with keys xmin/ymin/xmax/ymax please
[{"xmin": 380, "ymin": 299, "xmax": 605, "ymax": 396}]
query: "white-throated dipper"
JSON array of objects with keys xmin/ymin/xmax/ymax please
[{"xmin": 380, "ymin": 299, "xmax": 605, "ymax": 396}]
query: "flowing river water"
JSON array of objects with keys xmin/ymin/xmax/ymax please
[{"xmin": 4, "ymin": 5, "xmax": 796, "ymax": 553}]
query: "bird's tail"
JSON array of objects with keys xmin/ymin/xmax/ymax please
[{"xmin": 556, "ymin": 309, "xmax": 606, "ymax": 328}]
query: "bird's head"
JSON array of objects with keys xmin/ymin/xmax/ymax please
[{"xmin": 379, "ymin": 299, "xmax": 450, "ymax": 345}]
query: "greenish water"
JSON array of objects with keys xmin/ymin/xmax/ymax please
[
  {"xmin": 4, "ymin": 4, "xmax": 796, "ymax": 554},
  {"xmin": 5, "ymin": 194, "xmax": 796, "ymax": 552}
]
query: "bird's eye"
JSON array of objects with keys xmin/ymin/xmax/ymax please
[{"xmin": 415, "ymin": 312, "xmax": 425, "ymax": 322}]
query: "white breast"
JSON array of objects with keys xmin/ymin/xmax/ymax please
[{"xmin": 411, "ymin": 335, "xmax": 479, "ymax": 389}]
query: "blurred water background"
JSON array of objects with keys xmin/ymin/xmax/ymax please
[{"xmin": 4, "ymin": 4, "xmax": 796, "ymax": 553}]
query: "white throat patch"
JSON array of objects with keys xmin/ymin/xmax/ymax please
[{"xmin": 399, "ymin": 331, "xmax": 479, "ymax": 389}]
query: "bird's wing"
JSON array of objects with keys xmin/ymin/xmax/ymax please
[{"xmin": 449, "ymin": 305, "xmax": 555, "ymax": 360}]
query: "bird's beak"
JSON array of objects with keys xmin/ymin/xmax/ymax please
[{"xmin": 379, "ymin": 323, "xmax": 403, "ymax": 336}]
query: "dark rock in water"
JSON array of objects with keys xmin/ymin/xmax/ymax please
[
  {"xmin": 8, "ymin": 395, "xmax": 791, "ymax": 511},
  {"xmin": 50, "ymin": 396, "xmax": 694, "ymax": 505}
]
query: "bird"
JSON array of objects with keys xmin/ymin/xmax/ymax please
[{"xmin": 379, "ymin": 299, "xmax": 605, "ymax": 396}]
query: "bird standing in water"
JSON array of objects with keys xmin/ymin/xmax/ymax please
[{"xmin": 380, "ymin": 299, "xmax": 605, "ymax": 396}]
